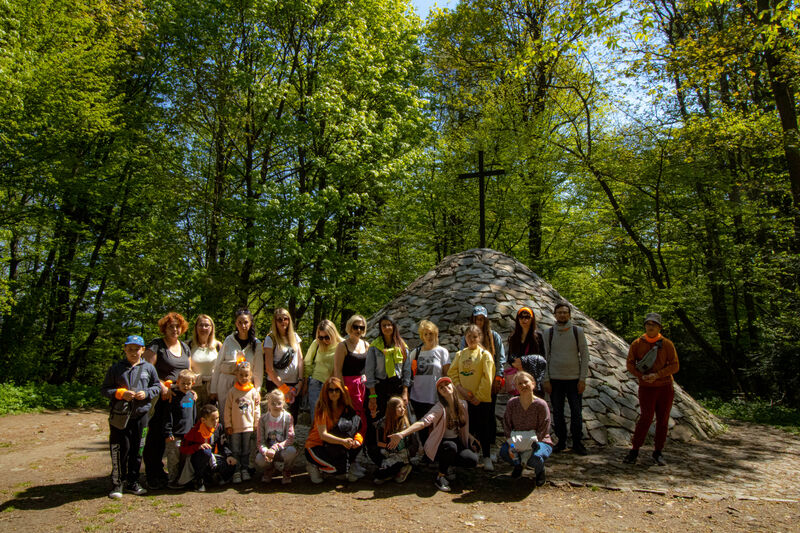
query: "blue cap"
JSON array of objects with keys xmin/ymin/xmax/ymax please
[
  {"xmin": 124, "ymin": 335, "xmax": 145, "ymax": 346},
  {"xmin": 472, "ymin": 305, "xmax": 488, "ymax": 317}
]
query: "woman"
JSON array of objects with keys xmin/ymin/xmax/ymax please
[
  {"xmin": 189, "ymin": 314, "xmax": 222, "ymax": 408},
  {"xmin": 365, "ymin": 316, "xmax": 410, "ymax": 464},
  {"xmin": 143, "ymin": 312, "xmax": 192, "ymax": 490},
  {"xmin": 263, "ymin": 308, "xmax": 304, "ymax": 425},
  {"xmin": 624, "ymin": 312, "xmax": 679, "ymax": 466},
  {"xmin": 408, "ymin": 320, "xmax": 450, "ymax": 445},
  {"xmin": 387, "ymin": 377, "xmax": 479, "ymax": 492},
  {"xmin": 304, "ymin": 319, "xmax": 343, "ymax": 421},
  {"xmin": 499, "ymin": 371, "xmax": 553, "ymax": 485},
  {"xmin": 449, "ymin": 324, "xmax": 496, "ymax": 470},
  {"xmin": 210, "ymin": 308, "xmax": 263, "ymax": 424},
  {"xmin": 304, "ymin": 377, "xmax": 364, "ymax": 483},
  {"xmin": 506, "ymin": 307, "xmax": 547, "ymax": 397},
  {"xmin": 334, "ymin": 314, "xmax": 369, "ymax": 437}
]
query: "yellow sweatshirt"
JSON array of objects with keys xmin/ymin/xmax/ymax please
[{"xmin": 448, "ymin": 346, "xmax": 495, "ymax": 403}]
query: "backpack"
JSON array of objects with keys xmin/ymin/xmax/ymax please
[{"xmin": 547, "ymin": 325, "xmax": 582, "ymax": 368}]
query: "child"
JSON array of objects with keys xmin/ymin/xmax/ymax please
[
  {"xmin": 161, "ymin": 369, "xmax": 197, "ymax": 488},
  {"xmin": 101, "ymin": 335, "xmax": 161, "ymax": 499},
  {"xmin": 372, "ymin": 396, "xmax": 418, "ymax": 484},
  {"xmin": 180, "ymin": 404, "xmax": 235, "ymax": 491},
  {"xmin": 255, "ymin": 389, "xmax": 297, "ymax": 484},
  {"xmin": 448, "ymin": 324, "xmax": 496, "ymax": 470},
  {"xmin": 224, "ymin": 361, "xmax": 261, "ymax": 483},
  {"xmin": 507, "ymin": 354, "xmax": 547, "ymax": 398}
]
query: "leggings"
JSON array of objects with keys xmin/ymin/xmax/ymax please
[
  {"xmin": 467, "ymin": 401, "xmax": 494, "ymax": 458},
  {"xmin": 435, "ymin": 438, "xmax": 478, "ymax": 475}
]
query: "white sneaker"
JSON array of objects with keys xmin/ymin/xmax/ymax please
[
  {"xmin": 306, "ymin": 463, "xmax": 323, "ymax": 484},
  {"xmin": 108, "ymin": 486, "xmax": 123, "ymax": 499},
  {"xmin": 483, "ymin": 457, "xmax": 494, "ymax": 471},
  {"xmin": 347, "ymin": 466, "xmax": 365, "ymax": 481},
  {"xmin": 232, "ymin": 471, "xmax": 242, "ymax": 484},
  {"xmin": 241, "ymin": 470, "xmax": 251, "ymax": 482}
]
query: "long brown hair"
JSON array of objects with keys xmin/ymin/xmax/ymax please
[
  {"xmin": 383, "ymin": 396, "xmax": 410, "ymax": 440},
  {"xmin": 469, "ymin": 315, "xmax": 494, "ymax": 357},
  {"xmin": 508, "ymin": 308, "xmax": 542, "ymax": 356},
  {"xmin": 437, "ymin": 382, "xmax": 467, "ymax": 430},
  {"xmin": 315, "ymin": 376, "xmax": 354, "ymax": 423}
]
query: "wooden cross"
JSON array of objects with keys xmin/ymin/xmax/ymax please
[{"xmin": 458, "ymin": 150, "xmax": 505, "ymax": 248}]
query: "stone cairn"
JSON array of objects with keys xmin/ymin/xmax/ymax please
[{"xmin": 366, "ymin": 248, "xmax": 723, "ymax": 446}]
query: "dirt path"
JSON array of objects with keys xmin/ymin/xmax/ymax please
[{"xmin": 0, "ymin": 409, "xmax": 797, "ymax": 532}]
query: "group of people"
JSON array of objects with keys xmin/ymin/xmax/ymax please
[{"xmin": 101, "ymin": 303, "xmax": 679, "ymax": 498}]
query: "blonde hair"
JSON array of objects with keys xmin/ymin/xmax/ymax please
[
  {"xmin": 269, "ymin": 308, "xmax": 299, "ymax": 351},
  {"xmin": 178, "ymin": 369, "xmax": 197, "ymax": 383},
  {"xmin": 345, "ymin": 314, "xmax": 367, "ymax": 336},
  {"xmin": 192, "ymin": 314, "xmax": 218, "ymax": 348},
  {"xmin": 267, "ymin": 389, "xmax": 286, "ymax": 410},
  {"xmin": 316, "ymin": 319, "xmax": 343, "ymax": 345},
  {"xmin": 513, "ymin": 370, "xmax": 536, "ymax": 390},
  {"xmin": 418, "ymin": 320, "xmax": 439, "ymax": 344}
]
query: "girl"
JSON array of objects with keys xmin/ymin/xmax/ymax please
[
  {"xmin": 506, "ymin": 307, "xmax": 547, "ymax": 397},
  {"xmin": 304, "ymin": 319, "xmax": 343, "ymax": 421},
  {"xmin": 407, "ymin": 320, "xmax": 450, "ymax": 445},
  {"xmin": 210, "ymin": 308, "xmax": 263, "ymax": 424},
  {"xmin": 333, "ymin": 314, "xmax": 369, "ymax": 438},
  {"xmin": 189, "ymin": 314, "xmax": 222, "ymax": 408},
  {"xmin": 256, "ymin": 389, "xmax": 297, "ymax": 484},
  {"xmin": 365, "ymin": 315, "xmax": 410, "ymax": 465},
  {"xmin": 372, "ymin": 396, "xmax": 417, "ymax": 484},
  {"xmin": 499, "ymin": 371, "xmax": 553, "ymax": 485},
  {"xmin": 263, "ymin": 308, "xmax": 304, "ymax": 426},
  {"xmin": 304, "ymin": 377, "xmax": 364, "ymax": 483},
  {"xmin": 459, "ymin": 305, "xmax": 506, "ymax": 393},
  {"xmin": 387, "ymin": 377, "xmax": 479, "ymax": 492},
  {"xmin": 449, "ymin": 324, "xmax": 496, "ymax": 470},
  {"xmin": 224, "ymin": 361, "xmax": 261, "ymax": 483}
]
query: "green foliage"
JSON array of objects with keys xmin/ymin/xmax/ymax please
[
  {"xmin": 699, "ymin": 396, "xmax": 800, "ymax": 436},
  {"xmin": 0, "ymin": 382, "xmax": 105, "ymax": 415}
]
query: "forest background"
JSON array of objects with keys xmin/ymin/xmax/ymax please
[{"xmin": 1, "ymin": 0, "xmax": 799, "ymax": 408}]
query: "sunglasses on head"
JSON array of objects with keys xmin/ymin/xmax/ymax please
[
  {"xmin": 318, "ymin": 334, "xmax": 330, "ymax": 341},
  {"xmin": 352, "ymin": 324, "xmax": 365, "ymax": 331}
]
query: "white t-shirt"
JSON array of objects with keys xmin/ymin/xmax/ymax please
[
  {"xmin": 409, "ymin": 346, "xmax": 451, "ymax": 404},
  {"xmin": 264, "ymin": 333, "xmax": 302, "ymax": 384},
  {"xmin": 191, "ymin": 346, "xmax": 218, "ymax": 380}
]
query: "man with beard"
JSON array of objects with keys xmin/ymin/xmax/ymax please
[{"xmin": 543, "ymin": 302, "xmax": 589, "ymax": 455}]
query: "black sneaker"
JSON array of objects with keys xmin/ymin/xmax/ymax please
[
  {"xmin": 146, "ymin": 478, "xmax": 166, "ymax": 490},
  {"xmin": 572, "ymin": 442, "xmax": 588, "ymax": 456},
  {"xmin": 622, "ymin": 450, "xmax": 638, "ymax": 464},
  {"xmin": 108, "ymin": 485, "xmax": 123, "ymax": 499},
  {"xmin": 552, "ymin": 441, "xmax": 566, "ymax": 454},
  {"xmin": 511, "ymin": 464, "xmax": 523, "ymax": 479},
  {"xmin": 652, "ymin": 451, "xmax": 667, "ymax": 466},
  {"xmin": 434, "ymin": 475, "xmax": 451, "ymax": 492},
  {"xmin": 124, "ymin": 481, "xmax": 147, "ymax": 496},
  {"xmin": 535, "ymin": 468, "xmax": 547, "ymax": 487}
]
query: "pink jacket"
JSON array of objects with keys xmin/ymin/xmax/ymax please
[{"xmin": 419, "ymin": 400, "xmax": 472, "ymax": 461}]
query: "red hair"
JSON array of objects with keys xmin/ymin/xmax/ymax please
[
  {"xmin": 315, "ymin": 377, "xmax": 354, "ymax": 424},
  {"xmin": 158, "ymin": 312, "xmax": 189, "ymax": 336}
]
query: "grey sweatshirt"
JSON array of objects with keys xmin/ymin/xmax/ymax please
[{"xmin": 543, "ymin": 321, "xmax": 589, "ymax": 381}]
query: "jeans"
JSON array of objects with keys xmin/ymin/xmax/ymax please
[
  {"xmin": 308, "ymin": 378, "xmax": 324, "ymax": 422},
  {"xmin": 499, "ymin": 441, "xmax": 552, "ymax": 474},
  {"xmin": 230, "ymin": 431, "xmax": 252, "ymax": 473},
  {"xmin": 435, "ymin": 438, "xmax": 478, "ymax": 475},
  {"xmin": 549, "ymin": 379, "xmax": 583, "ymax": 445}
]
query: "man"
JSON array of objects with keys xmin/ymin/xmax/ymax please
[
  {"xmin": 623, "ymin": 313, "xmax": 679, "ymax": 466},
  {"xmin": 543, "ymin": 302, "xmax": 589, "ymax": 455}
]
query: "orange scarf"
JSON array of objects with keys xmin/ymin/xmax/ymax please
[
  {"xmin": 198, "ymin": 422, "xmax": 216, "ymax": 441},
  {"xmin": 643, "ymin": 333, "xmax": 663, "ymax": 344},
  {"xmin": 234, "ymin": 382, "xmax": 254, "ymax": 392}
]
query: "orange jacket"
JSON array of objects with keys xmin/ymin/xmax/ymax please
[{"xmin": 626, "ymin": 335, "xmax": 679, "ymax": 387}]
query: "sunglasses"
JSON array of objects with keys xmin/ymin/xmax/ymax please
[
  {"xmin": 352, "ymin": 324, "xmax": 365, "ymax": 331},
  {"xmin": 518, "ymin": 314, "xmax": 532, "ymax": 320},
  {"xmin": 327, "ymin": 388, "xmax": 342, "ymax": 394},
  {"xmin": 318, "ymin": 335, "xmax": 330, "ymax": 341}
]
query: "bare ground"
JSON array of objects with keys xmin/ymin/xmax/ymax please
[{"xmin": 0, "ymin": 409, "xmax": 797, "ymax": 532}]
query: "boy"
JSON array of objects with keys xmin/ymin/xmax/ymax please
[
  {"xmin": 101, "ymin": 335, "xmax": 161, "ymax": 499},
  {"xmin": 160, "ymin": 369, "xmax": 197, "ymax": 488},
  {"xmin": 180, "ymin": 404, "xmax": 236, "ymax": 491}
]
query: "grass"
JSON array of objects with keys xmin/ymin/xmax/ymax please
[
  {"xmin": 699, "ymin": 396, "xmax": 800, "ymax": 435},
  {"xmin": 0, "ymin": 383, "xmax": 105, "ymax": 415}
]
